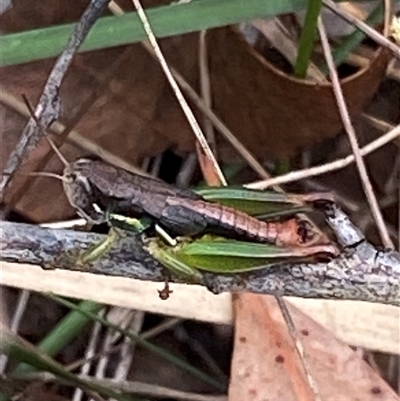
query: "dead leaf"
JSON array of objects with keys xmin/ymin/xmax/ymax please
[
  {"xmin": 208, "ymin": 27, "xmax": 389, "ymax": 159},
  {"xmin": 0, "ymin": 3, "xmax": 389, "ymax": 223},
  {"xmin": 1, "ymin": 0, "xmax": 199, "ymax": 222},
  {"xmin": 229, "ymin": 293, "xmax": 399, "ymax": 401}
]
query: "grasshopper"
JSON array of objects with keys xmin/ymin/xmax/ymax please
[
  {"xmin": 35, "ymin": 139, "xmax": 323, "ymax": 248},
  {"xmin": 32, "ymin": 137, "xmax": 338, "ymax": 283}
]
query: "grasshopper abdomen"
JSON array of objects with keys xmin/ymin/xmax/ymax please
[{"xmin": 161, "ymin": 198, "xmax": 313, "ymax": 247}]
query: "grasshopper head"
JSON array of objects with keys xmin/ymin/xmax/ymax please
[
  {"xmin": 62, "ymin": 158, "xmax": 106, "ymax": 225},
  {"xmin": 27, "ymin": 135, "xmax": 107, "ymax": 224}
]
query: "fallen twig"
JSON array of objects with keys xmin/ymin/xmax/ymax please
[{"xmin": 1, "ymin": 205, "xmax": 399, "ymax": 306}]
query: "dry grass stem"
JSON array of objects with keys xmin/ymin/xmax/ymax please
[
  {"xmin": 130, "ymin": 0, "xmax": 227, "ymax": 185},
  {"xmin": 109, "ymin": 2, "xmax": 270, "ymax": 181},
  {"xmin": 383, "ymin": 0, "xmax": 392, "ymax": 38},
  {"xmin": 323, "ymin": 0, "xmax": 400, "ymax": 59},
  {"xmin": 363, "ymin": 113, "xmax": 398, "ymax": 142},
  {"xmin": 73, "ymin": 318, "xmax": 103, "ymax": 401},
  {"xmin": 247, "ymin": 123, "xmax": 400, "ymax": 189},
  {"xmin": 0, "ymin": 289, "xmax": 30, "ymax": 373},
  {"xmin": 23, "ymin": 372, "xmax": 227, "ymax": 401},
  {"xmin": 199, "ymin": 30, "xmax": 217, "ymax": 155},
  {"xmin": 166, "ymin": 66, "xmax": 271, "ymax": 180},
  {"xmin": 318, "ymin": 17, "xmax": 393, "ymax": 249}
]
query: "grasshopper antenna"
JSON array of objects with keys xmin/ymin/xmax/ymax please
[
  {"xmin": 42, "ymin": 135, "xmax": 70, "ymax": 169},
  {"xmin": 21, "ymin": 94, "xmax": 70, "ymax": 168},
  {"xmin": 28, "ymin": 171, "xmax": 69, "ymax": 182}
]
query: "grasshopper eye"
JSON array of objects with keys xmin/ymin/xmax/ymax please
[{"xmin": 63, "ymin": 172, "xmax": 75, "ymax": 184}]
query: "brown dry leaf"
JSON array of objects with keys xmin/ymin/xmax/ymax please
[
  {"xmin": 208, "ymin": 27, "xmax": 389, "ymax": 159},
  {"xmin": 0, "ymin": 2, "xmax": 389, "ymax": 223},
  {"xmin": 1, "ymin": 0, "xmax": 199, "ymax": 222},
  {"xmin": 196, "ymin": 142, "xmax": 224, "ymax": 186},
  {"xmin": 229, "ymin": 293, "xmax": 399, "ymax": 401}
]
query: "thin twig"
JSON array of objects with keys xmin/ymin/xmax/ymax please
[
  {"xmin": 0, "ymin": 0, "xmax": 112, "ymax": 199},
  {"xmin": 65, "ymin": 318, "xmax": 181, "ymax": 373},
  {"xmin": 247, "ymin": 123, "xmax": 400, "ymax": 189},
  {"xmin": 318, "ymin": 17, "xmax": 393, "ymax": 249},
  {"xmin": 0, "ymin": 290, "xmax": 30, "ymax": 373},
  {"xmin": 199, "ymin": 30, "xmax": 217, "ymax": 155},
  {"xmin": 108, "ymin": 310, "xmax": 145, "ymax": 401},
  {"xmin": 0, "ymin": 90, "xmax": 148, "ymax": 177},
  {"xmin": 362, "ymin": 113, "xmax": 398, "ymax": 144},
  {"xmin": 73, "ymin": 316, "xmax": 104, "ymax": 401},
  {"xmin": 383, "ymin": 0, "xmax": 391, "ymax": 38},
  {"xmin": 323, "ymin": 0, "xmax": 400, "ymax": 59},
  {"xmin": 17, "ymin": 372, "xmax": 227, "ymax": 401},
  {"xmin": 130, "ymin": 0, "xmax": 226, "ymax": 186},
  {"xmin": 6, "ymin": 48, "xmax": 135, "ymax": 215},
  {"xmin": 197, "ymin": 30, "xmax": 221, "ymax": 184}
]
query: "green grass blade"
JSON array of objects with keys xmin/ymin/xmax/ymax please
[
  {"xmin": 14, "ymin": 300, "xmax": 103, "ymax": 375},
  {"xmin": 1, "ymin": 328, "xmax": 140, "ymax": 400},
  {"xmin": 327, "ymin": 2, "xmax": 383, "ymax": 70},
  {"xmin": 2, "ymin": 0, "xmax": 322, "ymax": 67},
  {"xmin": 49, "ymin": 295, "xmax": 226, "ymax": 392},
  {"xmin": 294, "ymin": 0, "xmax": 323, "ymax": 78}
]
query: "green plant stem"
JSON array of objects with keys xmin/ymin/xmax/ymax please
[{"xmin": 294, "ymin": 0, "xmax": 323, "ymax": 78}]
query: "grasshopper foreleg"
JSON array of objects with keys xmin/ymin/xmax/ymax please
[{"xmin": 76, "ymin": 227, "xmax": 125, "ymax": 266}]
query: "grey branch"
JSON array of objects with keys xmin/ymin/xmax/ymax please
[
  {"xmin": 1, "ymin": 204, "xmax": 399, "ymax": 306},
  {"xmin": 0, "ymin": 0, "xmax": 112, "ymax": 198}
]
